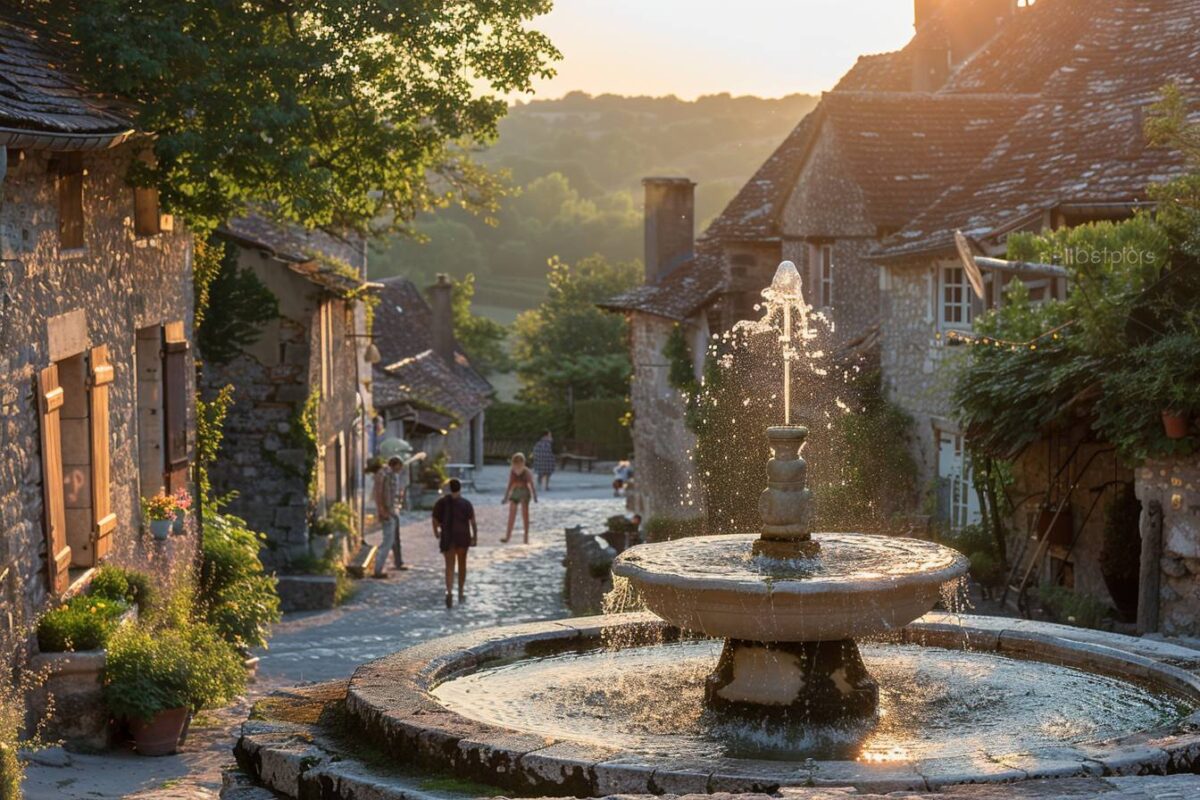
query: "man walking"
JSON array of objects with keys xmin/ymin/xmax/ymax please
[
  {"xmin": 373, "ymin": 456, "xmax": 408, "ymax": 577},
  {"xmin": 432, "ymin": 479, "xmax": 477, "ymax": 608}
]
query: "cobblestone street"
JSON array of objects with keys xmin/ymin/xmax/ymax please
[{"xmin": 22, "ymin": 467, "xmax": 623, "ymax": 799}]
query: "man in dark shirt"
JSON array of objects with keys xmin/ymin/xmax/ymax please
[{"xmin": 432, "ymin": 479, "xmax": 477, "ymax": 608}]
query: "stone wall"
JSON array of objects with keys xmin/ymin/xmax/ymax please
[
  {"xmin": 563, "ymin": 526, "xmax": 615, "ymax": 615},
  {"xmin": 1137, "ymin": 457, "xmax": 1200, "ymax": 637},
  {"xmin": 879, "ymin": 260, "xmax": 966, "ymax": 487},
  {"xmin": 0, "ymin": 142, "xmax": 194, "ymax": 619},
  {"xmin": 202, "ymin": 245, "xmax": 321, "ymax": 570},
  {"xmin": 628, "ymin": 313, "xmax": 704, "ymax": 521},
  {"xmin": 782, "ymin": 236, "xmax": 881, "ymax": 346}
]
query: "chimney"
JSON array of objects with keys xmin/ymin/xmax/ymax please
[
  {"xmin": 427, "ymin": 273, "xmax": 455, "ymax": 363},
  {"xmin": 643, "ymin": 177, "xmax": 695, "ymax": 284},
  {"xmin": 912, "ymin": 0, "xmax": 1016, "ymax": 90}
]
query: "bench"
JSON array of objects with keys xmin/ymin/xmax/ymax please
[
  {"xmin": 559, "ymin": 452, "xmax": 599, "ymax": 472},
  {"xmin": 346, "ymin": 542, "xmax": 379, "ymax": 579}
]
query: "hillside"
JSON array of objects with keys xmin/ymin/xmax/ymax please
[{"xmin": 369, "ymin": 91, "xmax": 819, "ymax": 312}]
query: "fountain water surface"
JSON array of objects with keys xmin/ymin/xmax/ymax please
[{"xmin": 613, "ymin": 261, "xmax": 968, "ymax": 722}]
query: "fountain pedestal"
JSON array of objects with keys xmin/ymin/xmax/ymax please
[
  {"xmin": 753, "ymin": 426, "xmax": 819, "ymax": 559},
  {"xmin": 705, "ymin": 639, "xmax": 879, "ymax": 723}
]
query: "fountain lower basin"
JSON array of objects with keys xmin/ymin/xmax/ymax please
[{"xmin": 343, "ymin": 613, "xmax": 1200, "ymax": 796}]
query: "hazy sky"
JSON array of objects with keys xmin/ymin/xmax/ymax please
[{"xmin": 523, "ymin": 1, "xmax": 916, "ymax": 100}]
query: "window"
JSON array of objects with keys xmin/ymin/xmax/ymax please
[
  {"xmin": 940, "ymin": 266, "xmax": 973, "ymax": 329},
  {"xmin": 56, "ymin": 153, "xmax": 84, "ymax": 249},
  {"xmin": 937, "ymin": 430, "xmax": 981, "ymax": 530},
  {"xmin": 163, "ymin": 321, "xmax": 191, "ymax": 492},
  {"xmin": 133, "ymin": 149, "xmax": 173, "ymax": 236},
  {"xmin": 730, "ymin": 253, "xmax": 755, "ymax": 280},
  {"xmin": 818, "ymin": 244, "xmax": 834, "ymax": 307}
]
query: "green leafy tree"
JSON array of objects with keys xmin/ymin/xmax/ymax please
[
  {"xmin": 196, "ymin": 247, "xmax": 279, "ymax": 365},
  {"xmin": 512, "ymin": 255, "xmax": 642, "ymax": 404},
  {"xmin": 452, "ymin": 275, "xmax": 511, "ymax": 377},
  {"xmin": 41, "ymin": 0, "xmax": 559, "ymax": 232},
  {"xmin": 369, "ymin": 218, "xmax": 488, "ymax": 284}
]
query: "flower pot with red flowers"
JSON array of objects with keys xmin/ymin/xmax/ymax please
[
  {"xmin": 141, "ymin": 493, "xmax": 179, "ymax": 540},
  {"xmin": 172, "ymin": 488, "xmax": 192, "ymax": 535}
]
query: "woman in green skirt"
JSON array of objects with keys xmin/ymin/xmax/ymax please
[{"xmin": 501, "ymin": 452, "xmax": 537, "ymax": 544}]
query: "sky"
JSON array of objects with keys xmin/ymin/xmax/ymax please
[{"xmin": 522, "ymin": 0, "xmax": 916, "ymax": 100}]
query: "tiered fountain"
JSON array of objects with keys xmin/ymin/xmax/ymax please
[
  {"xmin": 265, "ymin": 261, "xmax": 1200, "ymax": 800},
  {"xmin": 613, "ymin": 261, "xmax": 967, "ymax": 723}
]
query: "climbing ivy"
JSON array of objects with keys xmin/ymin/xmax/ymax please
[
  {"xmin": 294, "ymin": 390, "xmax": 322, "ymax": 505},
  {"xmin": 196, "ymin": 384, "xmax": 235, "ymax": 515},
  {"xmin": 663, "ymin": 324, "xmax": 697, "ymax": 393}
]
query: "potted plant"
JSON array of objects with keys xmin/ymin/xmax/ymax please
[
  {"xmin": 172, "ymin": 488, "xmax": 192, "ymax": 535},
  {"xmin": 141, "ymin": 493, "xmax": 178, "ymax": 540},
  {"xmin": 1141, "ymin": 333, "xmax": 1200, "ymax": 440},
  {"xmin": 104, "ymin": 613, "xmax": 245, "ymax": 756}
]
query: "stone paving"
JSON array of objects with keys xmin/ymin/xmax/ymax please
[{"xmin": 21, "ymin": 466, "xmax": 624, "ymax": 799}]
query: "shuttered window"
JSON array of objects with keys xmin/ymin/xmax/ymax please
[
  {"xmin": 133, "ymin": 149, "xmax": 161, "ymax": 237},
  {"xmin": 89, "ymin": 346, "xmax": 116, "ymax": 561},
  {"xmin": 163, "ymin": 321, "xmax": 190, "ymax": 491},
  {"xmin": 38, "ymin": 366, "xmax": 71, "ymax": 594},
  {"xmin": 57, "ymin": 153, "xmax": 85, "ymax": 250}
]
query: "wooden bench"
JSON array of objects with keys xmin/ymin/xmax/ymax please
[
  {"xmin": 346, "ymin": 542, "xmax": 379, "ymax": 579},
  {"xmin": 445, "ymin": 463, "xmax": 478, "ymax": 491},
  {"xmin": 559, "ymin": 452, "xmax": 599, "ymax": 472}
]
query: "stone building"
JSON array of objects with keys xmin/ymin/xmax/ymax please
[
  {"xmin": 205, "ymin": 214, "xmax": 376, "ymax": 569},
  {"xmin": 872, "ymin": 0, "xmax": 1200, "ymax": 606},
  {"xmin": 603, "ymin": 0, "xmax": 1030, "ymax": 523},
  {"xmin": 372, "ymin": 275, "xmax": 492, "ymax": 470},
  {"xmin": 0, "ymin": 15, "xmax": 195, "ymax": 619}
]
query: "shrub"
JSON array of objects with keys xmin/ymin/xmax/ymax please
[
  {"xmin": 287, "ymin": 550, "xmax": 353, "ymax": 606},
  {"xmin": 1037, "ymin": 584, "xmax": 1112, "ymax": 630},
  {"xmin": 605, "ymin": 515, "xmax": 638, "ymax": 534},
  {"xmin": 36, "ymin": 596, "xmax": 128, "ymax": 653},
  {"xmin": 312, "ymin": 501, "xmax": 360, "ymax": 552},
  {"xmin": 573, "ymin": 398, "xmax": 632, "ymax": 460},
  {"xmin": 200, "ymin": 512, "xmax": 281, "ymax": 651},
  {"xmin": 946, "ymin": 523, "xmax": 1007, "ymax": 589},
  {"xmin": 89, "ymin": 565, "xmax": 156, "ymax": 616},
  {"xmin": 103, "ymin": 617, "xmax": 245, "ymax": 721}
]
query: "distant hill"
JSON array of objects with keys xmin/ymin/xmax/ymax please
[{"xmin": 370, "ymin": 91, "xmax": 819, "ymax": 313}]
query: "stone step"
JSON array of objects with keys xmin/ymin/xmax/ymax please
[{"xmin": 346, "ymin": 543, "xmax": 378, "ymax": 579}]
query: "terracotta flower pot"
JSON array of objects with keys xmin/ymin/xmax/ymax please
[
  {"xmin": 129, "ymin": 707, "xmax": 188, "ymax": 756},
  {"xmin": 1163, "ymin": 410, "xmax": 1190, "ymax": 440}
]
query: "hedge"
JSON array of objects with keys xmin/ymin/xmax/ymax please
[{"xmin": 573, "ymin": 398, "xmax": 632, "ymax": 460}]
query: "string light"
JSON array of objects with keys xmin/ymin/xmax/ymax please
[{"xmin": 944, "ymin": 320, "xmax": 1076, "ymax": 352}]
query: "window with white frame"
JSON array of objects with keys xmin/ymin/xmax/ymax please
[
  {"xmin": 937, "ymin": 429, "xmax": 981, "ymax": 530},
  {"xmin": 818, "ymin": 244, "xmax": 834, "ymax": 307},
  {"xmin": 939, "ymin": 265, "xmax": 972, "ymax": 330}
]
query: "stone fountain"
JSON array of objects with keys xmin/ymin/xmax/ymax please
[{"xmin": 612, "ymin": 261, "xmax": 969, "ymax": 723}]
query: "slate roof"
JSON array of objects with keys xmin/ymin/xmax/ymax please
[
  {"xmin": 795, "ymin": 91, "xmax": 1033, "ymax": 237},
  {"xmin": 599, "ymin": 242, "xmax": 727, "ymax": 321},
  {"xmin": 834, "ymin": 52, "xmax": 914, "ymax": 94},
  {"xmin": 220, "ymin": 213, "xmax": 373, "ymax": 296},
  {"xmin": 371, "ymin": 277, "xmax": 491, "ymax": 422},
  {"xmin": 0, "ymin": 13, "xmax": 134, "ymax": 139},
  {"xmin": 877, "ymin": 0, "xmax": 1200, "ymax": 260}
]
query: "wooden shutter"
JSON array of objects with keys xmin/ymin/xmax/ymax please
[
  {"xmin": 163, "ymin": 322, "xmax": 190, "ymax": 491},
  {"xmin": 38, "ymin": 366, "xmax": 71, "ymax": 593},
  {"xmin": 133, "ymin": 150, "xmax": 161, "ymax": 237},
  {"xmin": 57, "ymin": 153, "xmax": 84, "ymax": 249},
  {"xmin": 88, "ymin": 346, "xmax": 116, "ymax": 561}
]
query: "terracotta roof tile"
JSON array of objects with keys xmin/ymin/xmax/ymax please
[
  {"xmin": 878, "ymin": 0, "xmax": 1200, "ymax": 259},
  {"xmin": 599, "ymin": 243, "xmax": 726, "ymax": 321},
  {"xmin": 371, "ymin": 277, "xmax": 491, "ymax": 420}
]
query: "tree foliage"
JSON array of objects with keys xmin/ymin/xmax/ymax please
[
  {"xmin": 196, "ymin": 246, "xmax": 279, "ymax": 365},
  {"xmin": 40, "ymin": 0, "xmax": 559, "ymax": 232},
  {"xmin": 954, "ymin": 85, "xmax": 1200, "ymax": 464},
  {"xmin": 451, "ymin": 274, "xmax": 510, "ymax": 376},
  {"xmin": 512, "ymin": 255, "xmax": 641, "ymax": 404}
]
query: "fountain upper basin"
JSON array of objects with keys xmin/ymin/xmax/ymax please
[{"xmin": 612, "ymin": 532, "xmax": 969, "ymax": 642}]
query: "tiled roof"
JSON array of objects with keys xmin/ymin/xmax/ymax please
[
  {"xmin": 793, "ymin": 91, "xmax": 1033, "ymax": 237},
  {"xmin": 834, "ymin": 51, "xmax": 914, "ymax": 93},
  {"xmin": 0, "ymin": 14, "xmax": 133, "ymax": 137},
  {"xmin": 371, "ymin": 277, "xmax": 491, "ymax": 420},
  {"xmin": 599, "ymin": 243, "xmax": 726, "ymax": 321},
  {"xmin": 219, "ymin": 213, "xmax": 376, "ymax": 296},
  {"xmin": 878, "ymin": 0, "xmax": 1200, "ymax": 260}
]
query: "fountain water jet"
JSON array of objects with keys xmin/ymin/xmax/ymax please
[{"xmin": 613, "ymin": 261, "xmax": 969, "ymax": 723}]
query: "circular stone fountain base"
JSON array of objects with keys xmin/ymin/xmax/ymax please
[
  {"xmin": 343, "ymin": 612, "xmax": 1200, "ymax": 797},
  {"xmin": 705, "ymin": 638, "xmax": 878, "ymax": 722}
]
